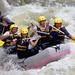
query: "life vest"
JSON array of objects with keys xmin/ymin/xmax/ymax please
[
  {"xmin": 3, "ymin": 32, "xmax": 19, "ymax": 47},
  {"xmin": 36, "ymin": 24, "xmax": 48, "ymax": 38},
  {"xmin": 49, "ymin": 25, "xmax": 65, "ymax": 39},
  {"xmin": 16, "ymin": 38, "xmax": 29, "ymax": 51}
]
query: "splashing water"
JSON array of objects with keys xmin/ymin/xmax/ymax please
[{"xmin": 0, "ymin": 0, "xmax": 75, "ymax": 75}]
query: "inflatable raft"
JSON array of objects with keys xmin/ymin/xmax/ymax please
[{"xmin": 22, "ymin": 43, "xmax": 70, "ymax": 70}]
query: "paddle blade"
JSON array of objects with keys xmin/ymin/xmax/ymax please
[
  {"xmin": 72, "ymin": 40, "xmax": 75, "ymax": 42},
  {"xmin": 0, "ymin": 40, "xmax": 5, "ymax": 47}
]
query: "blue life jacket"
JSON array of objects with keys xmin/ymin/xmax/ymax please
[
  {"xmin": 49, "ymin": 25, "xmax": 65, "ymax": 38},
  {"xmin": 16, "ymin": 37, "xmax": 30, "ymax": 51},
  {"xmin": 3, "ymin": 32, "xmax": 18, "ymax": 47},
  {"xmin": 36, "ymin": 24, "xmax": 48, "ymax": 38}
]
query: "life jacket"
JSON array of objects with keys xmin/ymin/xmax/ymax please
[
  {"xmin": 16, "ymin": 37, "xmax": 30, "ymax": 51},
  {"xmin": 3, "ymin": 32, "xmax": 19, "ymax": 47},
  {"xmin": 49, "ymin": 25, "xmax": 65, "ymax": 39},
  {"xmin": 36, "ymin": 24, "xmax": 48, "ymax": 38}
]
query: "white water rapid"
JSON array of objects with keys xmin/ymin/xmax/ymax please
[{"xmin": 0, "ymin": 0, "xmax": 75, "ymax": 75}]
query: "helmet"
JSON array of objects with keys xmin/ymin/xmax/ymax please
[
  {"xmin": 21, "ymin": 28, "xmax": 28, "ymax": 34},
  {"xmin": 38, "ymin": 16, "xmax": 46, "ymax": 22},
  {"xmin": 54, "ymin": 18, "xmax": 62, "ymax": 24},
  {"xmin": 10, "ymin": 24, "xmax": 18, "ymax": 31}
]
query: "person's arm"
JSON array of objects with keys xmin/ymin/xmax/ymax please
[
  {"xmin": 10, "ymin": 39, "xmax": 17, "ymax": 46},
  {"xmin": 10, "ymin": 35, "xmax": 20, "ymax": 46},
  {"xmin": 30, "ymin": 26, "xmax": 37, "ymax": 37},
  {"xmin": 0, "ymin": 35, "xmax": 10, "ymax": 39},
  {"xmin": 62, "ymin": 27, "xmax": 75, "ymax": 40},
  {"xmin": 29, "ymin": 35, "xmax": 41, "ymax": 46},
  {"xmin": 3, "ymin": 18, "xmax": 15, "ymax": 28},
  {"xmin": 27, "ymin": 24, "xmax": 32, "ymax": 32},
  {"xmin": 45, "ymin": 22, "xmax": 49, "ymax": 32},
  {"xmin": 0, "ymin": 32, "xmax": 13, "ymax": 39},
  {"xmin": 3, "ymin": 18, "xmax": 12, "ymax": 23},
  {"xmin": 68, "ymin": 34, "xmax": 75, "ymax": 40},
  {"xmin": 0, "ymin": 22, "xmax": 8, "ymax": 26},
  {"xmin": 30, "ymin": 29, "xmax": 36, "ymax": 37},
  {"xmin": 0, "ymin": 22, "xmax": 4, "ymax": 25}
]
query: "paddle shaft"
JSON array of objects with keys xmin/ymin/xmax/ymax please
[
  {"xmin": 31, "ymin": 23, "xmax": 50, "ymax": 35},
  {"xmin": 51, "ymin": 26, "xmax": 65, "ymax": 34},
  {"xmin": 51, "ymin": 25, "xmax": 70, "ymax": 39},
  {"xmin": 36, "ymin": 31, "xmax": 50, "ymax": 35},
  {"xmin": 1, "ymin": 27, "xmax": 5, "ymax": 35}
]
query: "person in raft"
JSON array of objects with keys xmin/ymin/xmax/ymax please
[
  {"xmin": 47, "ymin": 18, "xmax": 75, "ymax": 46},
  {"xmin": 10, "ymin": 27, "xmax": 41, "ymax": 59},
  {"xmin": 0, "ymin": 10, "xmax": 15, "ymax": 35},
  {"xmin": 30, "ymin": 16, "xmax": 50, "ymax": 49},
  {"xmin": 1, "ymin": 24, "xmax": 19, "ymax": 54}
]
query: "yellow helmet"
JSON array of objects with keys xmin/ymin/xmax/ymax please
[
  {"xmin": 38, "ymin": 16, "xmax": 46, "ymax": 22},
  {"xmin": 21, "ymin": 28, "xmax": 28, "ymax": 34},
  {"xmin": 10, "ymin": 24, "xmax": 18, "ymax": 31},
  {"xmin": 54, "ymin": 18, "xmax": 62, "ymax": 24}
]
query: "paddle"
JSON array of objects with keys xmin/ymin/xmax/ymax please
[
  {"xmin": 51, "ymin": 25, "xmax": 65, "ymax": 34},
  {"xmin": 36, "ymin": 31, "xmax": 50, "ymax": 35},
  {"xmin": 0, "ymin": 36, "xmax": 39, "ymax": 47},
  {"xmin": 71, "ymin": 40, "xmax": 75, "ymax": 42},
  {"xmin": 0, "ymin": 37, "xmax": 31, "ymax": 47},
  {"xmin": 0, "ymin": 32, "xmax": 50, "ymax": 47},
  {"xmin": 30, "ymin": 23, "xmax": 50, "ymax": 35},
  {"xmin": 0, "ymin": 40, "xmax": 5, "ymax": 47}
]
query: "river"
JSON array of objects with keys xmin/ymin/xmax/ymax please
[{"xmin": 0, "ymin": 0, "xmax": 75, "ymax": 75}]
